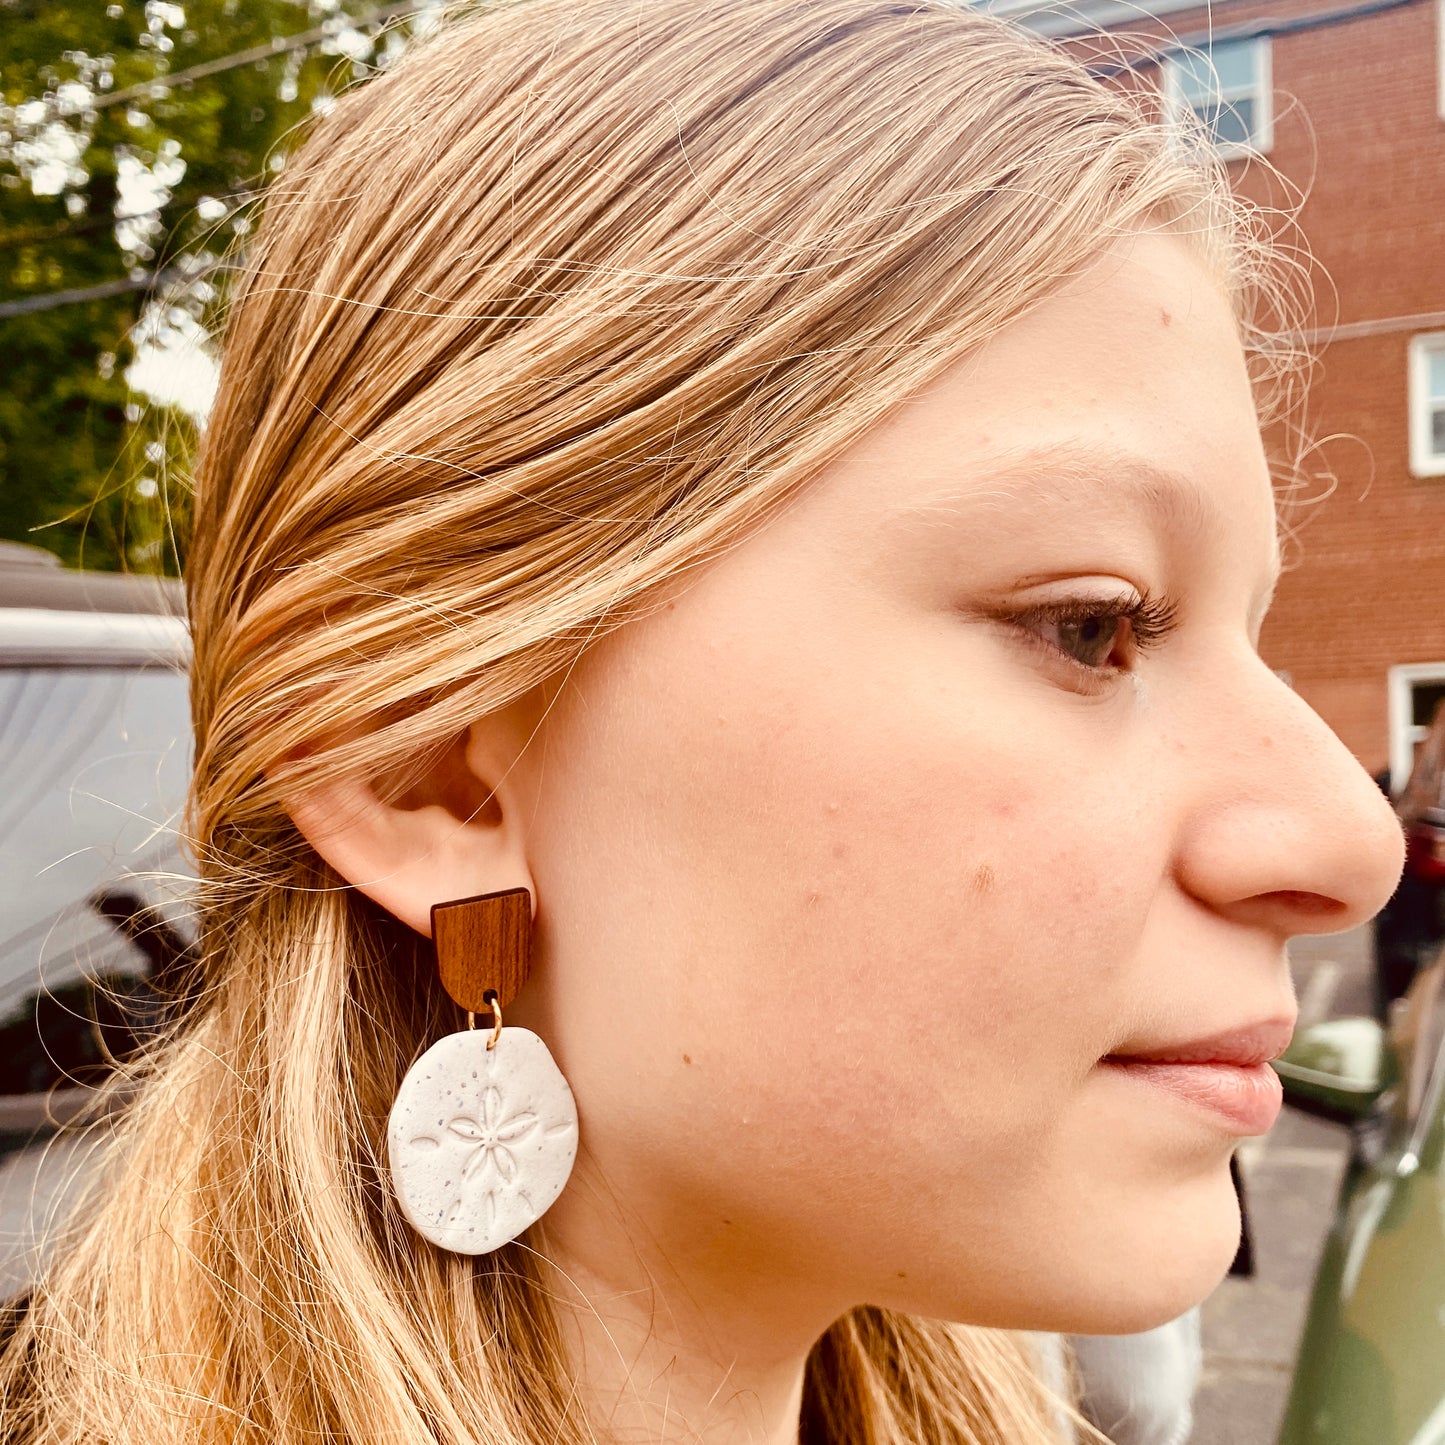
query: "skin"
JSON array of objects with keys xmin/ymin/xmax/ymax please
[{"xmin": 289, "ymin": 231, "xmax": 1405, "ymax": 1443}]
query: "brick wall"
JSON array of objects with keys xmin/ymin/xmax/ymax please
[{"xmin": 1096, "ymin": 0, "xmax": 1445, "ymax": 771}]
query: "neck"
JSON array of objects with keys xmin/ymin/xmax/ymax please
[{"xmin": 535, "ymin": 1194, "xmax": 831, "ymax": 1445}]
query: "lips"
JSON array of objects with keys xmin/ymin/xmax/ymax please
[
  {"xmin": 1104, "ymin": 1017, "xmax": 1298, "ymax": 1069},
  {"xmin": 1100, "ymin": 1017, "xmax": 1296, "ymax": 1135}
]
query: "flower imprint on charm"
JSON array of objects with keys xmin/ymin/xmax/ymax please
[
  {"xmin": 388, "ymin": 1026, "xmax": 579, "ymax": 1253},
  {"xmin": 414, "ymin": 1085, "xmax": 540, "ymax": 1227}
]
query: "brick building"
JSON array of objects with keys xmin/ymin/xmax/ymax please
[{"xmin": 985, "ymin": 0, "xmax": 1445, "ymax": 784}]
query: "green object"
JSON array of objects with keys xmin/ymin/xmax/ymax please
[
  {"xmin": 1275, "ymin": 1016, "xmax": 1391, "ymax": 1121},
  {"xmin": 1276, "ymin": 970, "xmax": 1445, "ymax": 1445}
]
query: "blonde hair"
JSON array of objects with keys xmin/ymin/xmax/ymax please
[{"xmin": 1, "ymin": 0, "xmax": 1273, "ymax": 1439}]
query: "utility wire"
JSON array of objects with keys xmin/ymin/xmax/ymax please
[
  {"xmin": 1, "ymin": 182, "xmax": 258, "ymax": 252},
  {"xmin": 56, "ymin": 0, "xmax": 425, "ymax": 116},
  {"xmin": 1090, "ymin": 0, "xmax": 1426, "ymax": 71},
  {"xmin": 2, "ymin": 2, "xmax": 431, "ymax": 316},
  {"xmin": 0, "ymin": 269, "xmax": 181, "ymax": 319}
]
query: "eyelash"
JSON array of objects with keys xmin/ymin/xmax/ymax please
[{"xmin": 1004, "ymin": 591, "xmax": 1181, "ymax": 679}]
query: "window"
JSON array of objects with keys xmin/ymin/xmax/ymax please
[
  {"xmin": 1163, "ymin": 37, "xmax": 1273, "ymax": 158},
  {"xmin": 1410, "ymin": 333, "xmax": 1445, "ymax": 478},
  {"xmin": 1387, "ymin": 665, "xmax": 1445, "ymax": 793}
]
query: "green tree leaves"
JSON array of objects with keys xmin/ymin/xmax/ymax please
[{"xmin": 0, "ymin": 0, "xmax": 429, "ymax": 571}]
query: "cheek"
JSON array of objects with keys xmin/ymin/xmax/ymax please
[{"xmin": 528, "ymin": 594, "xmax": 1162, "ymax": 1215}]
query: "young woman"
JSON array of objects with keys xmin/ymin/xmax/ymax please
[{"xmin": 0, "ymin": 0, "xmax": 1404, "ymax": 1440}]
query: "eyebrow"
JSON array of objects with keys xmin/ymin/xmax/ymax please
[
  {"xmin": 891, "ymin": 439, "xmax": 1283, "ymax": 598},
  {"xmin": 892, "ymin": 440, "xmax": 1209, "ymax": 529}
]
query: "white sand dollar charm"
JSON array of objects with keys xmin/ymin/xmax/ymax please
[{"xmin": 387, "ymin": 1027, "xmax": 578, "ymax": 1254}]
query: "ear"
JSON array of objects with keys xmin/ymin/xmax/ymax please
[{"xmin": 281, "ymin": 710, "xmax": 536, "ymax": 938}]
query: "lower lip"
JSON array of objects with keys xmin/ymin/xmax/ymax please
[{"xmin": 1100, "ymin": 1058, "xmax": 1283, "ymax": 1135}]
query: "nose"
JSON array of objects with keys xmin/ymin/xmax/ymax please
[{"xmin": 1173, "ymin": 659, "xmax": 1405, "ymax": 938}]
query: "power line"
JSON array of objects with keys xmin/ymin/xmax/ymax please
[
  {"xmin": 2, "ymin": 2, "xmax": 435, "ymax": 317},
  {"xmin": 0, "ymin": 269, "xmax": 181, "ymax": 319},
  {"xmin": 0, "ymin": 182, "xmax": 257, "ymax": 252},
  {"xmin": 57, "ymin": 0, "xmax": 425, "ymax": 116},
  {"xmin": 1091, "ymin": 0, "xmax": 1426, "ymax": 72}
]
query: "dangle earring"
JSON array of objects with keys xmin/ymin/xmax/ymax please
[{"xmin": 386, "ymin": 887, "xmax": 578, "ymax": 1254}]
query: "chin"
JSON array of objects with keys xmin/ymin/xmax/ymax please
[
  {"xmin": 1040, "ymin": 1200, "xmax": 1244, "ymax": 1336},
  {"xmin": 900, "ymin": 1176, "xmax": 1244, "ymax": 1336},
  {"xmin": 1046, "ymin": 1274, "xmax": 1222, "ymax": 1336}
]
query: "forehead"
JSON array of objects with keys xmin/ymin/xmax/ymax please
[
  {"xmin": 887, "ymin": 440, "xmax": 1215, "ymax": 539},
  {"xmin": 804, "ymin": 231, "xmax": 1280, "ymax": 586}
]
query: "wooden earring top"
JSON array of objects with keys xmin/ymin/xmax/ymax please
[{"xmin": 431, "ymin": 887, "xmax": 532, "ymax": 1016}]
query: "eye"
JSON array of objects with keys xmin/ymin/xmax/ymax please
[
  {"xmin": 1009, "ymin": 593, "xmax": 1179, "ymax": 675},
  {"xmin": 1033, "ymin": 608, "xmax": 1131, "ymax": 669}
]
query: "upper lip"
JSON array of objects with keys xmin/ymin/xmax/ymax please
[{"xmin": 1105, "ymin": 1016, "xmax": 1298, "ymax": 1068}]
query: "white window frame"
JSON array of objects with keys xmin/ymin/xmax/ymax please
[
  {"xmin": 1389, "ymin": 662, "xmax": 1445, "ymax": 792},
  {"xmin": 1438, "ymin": 0, "xmax": 1445, "ymax": 122},
  {"xmin": 1162, "ymin": 36, "xmax": 1274, "ymax": 160},
  {"xmin": 1409, "ymin": 332, "xmax": 1445, "ymax": 478}
]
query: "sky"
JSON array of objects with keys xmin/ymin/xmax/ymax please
[{"xmin": 126, "ymin": 317, "xmax": 220, "ymax": 421}]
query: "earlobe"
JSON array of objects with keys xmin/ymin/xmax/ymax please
[{"xmin": 280, "ymin": 721, "xmax": 535, "ymax": 938}]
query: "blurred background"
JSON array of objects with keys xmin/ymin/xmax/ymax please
[{"xmin": 2, "ymin": 2, "xmax": 1443, "ymax": 1442}]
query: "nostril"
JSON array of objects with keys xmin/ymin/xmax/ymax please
[{"xmin": 1263, "ymin": 890, "xmax": 1348, "ymax": 918}]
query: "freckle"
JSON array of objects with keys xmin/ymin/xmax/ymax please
[
  {"xmin": 896, "ymin": 1271, "xmax": 907, "ymax": 1279},
  {"xmin": 1160, "ymin": 307, "xmax": 1172, "ymax": 327},
  {"xmin": 683, "ymin": 1054, "xmax": 692, "ymax": 1065},
  {"xmin": 722, "ymin": 1219, "xmax": 733, "ymax": 1226},
  {"xmin": 972, "ymin": 864, "xmax": 995, "ymax": 895}
]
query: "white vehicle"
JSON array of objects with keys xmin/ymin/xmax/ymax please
[{"xmin": 0, "ymin": 543, "xmax": 191, "ymax": 1296}]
